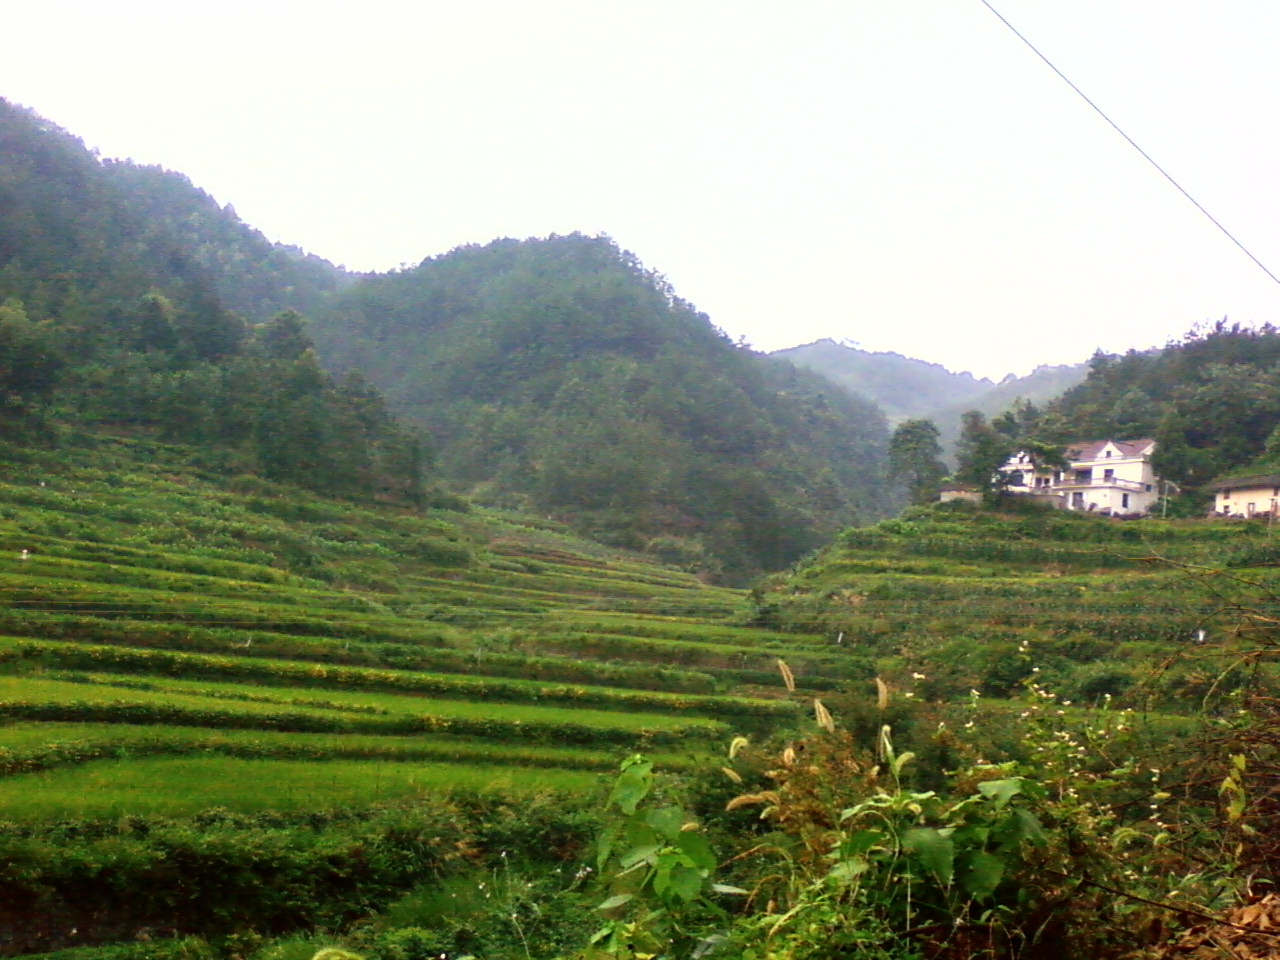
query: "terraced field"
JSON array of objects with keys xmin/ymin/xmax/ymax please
[
  {"xmin": 0, "ymin": 435, "xmax": 848, "ymax": 824},
  {"xmin": 752, "ymin": 500, "xmax": 1280, "ymax": 703}
]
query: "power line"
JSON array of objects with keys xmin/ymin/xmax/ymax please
[{"xmin": 978, "ymin": 0, "xmax": 1280, "ymax": 286}]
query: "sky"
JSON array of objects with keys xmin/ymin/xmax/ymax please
[{"xmin": 7, "ymin": 1, "xmax": 1280, "ymax": 380}]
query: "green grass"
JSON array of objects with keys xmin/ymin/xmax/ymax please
[
  {"xmin": 0, "ymin": 721, "xmax": 698, "ymax": 772},
  {"xmin": 3, "ymin": 672, "xmax": 726, "ymax": 731},
  {"xmin": 0, "ymin": 434, "xmax": 827, "ymax": 828},
  {"xmin": 0, "ymin": 755, "xmax": 602, "ymax": 819}
]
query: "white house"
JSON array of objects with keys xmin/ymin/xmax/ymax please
[
  {"xmin": 1207, "ymin": 473, "xmax": 1280, "ymax": 517},
  {"xmin": 1001, "ymin": 439, "xmax": 1161, "ymax": 516}
]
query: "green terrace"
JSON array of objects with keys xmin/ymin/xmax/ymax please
[
  {"xmin": 0, "ymin": 435, "xmax": 838, "ymax": 835},
  {"xmin": 753, "ymin": 502, "xmax": 1280, "ymax": 702}
]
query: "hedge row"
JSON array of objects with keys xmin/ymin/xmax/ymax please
[
  {"xmin": 0, "ymin": 731, "xmax": 643, "ymax": 780},
  {"xmin": 0, "ymin": 699, "xmax": 724, "ymax": 748},
  {"xmin": 10, "ymin": 641, "xmax": 796, "ymax": 721},
  {"xmin": 0, "ymin": 792, "xmax": 597, "ymax": 954}
]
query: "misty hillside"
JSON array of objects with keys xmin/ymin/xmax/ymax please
[
  {"xmin": 99, "ymin": 160, "xmax": 354, "ymax": 319},
  {"xmin": 775, "ymin": 338, "xmax": 1087, "ymax": 455},
  {"xmin": 310, "ymin": 235, "xmax": 894, "ymax": 581},
  {"xmin": 771, "ymin": 339, "xmax": 991, "ymax": 420},
  {"xmin": 926, "ymin": 361, "xmax": 1089, "ymax": 454},
  {"xmin": 0, "ymin": 97, "xmax": 425, "ymax": 501}
]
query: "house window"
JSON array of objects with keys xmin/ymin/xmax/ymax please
[
  {"xmin": 1105, "ymin": 450, "xmax": 1112, "ymax": 458},
  {"xmin": 1103, "ymin": 469, "xmax": 1114, "ymax": 480},
  {"xmin": 1121, "ymin": 493, "xmax": 1129, "ymax": 509},
  {"xmin": 1248, "ymin": 502, "xmax": 1257, "ymax": 516}
]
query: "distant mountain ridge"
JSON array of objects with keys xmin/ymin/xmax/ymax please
[
  {"xmin": 773, "ymin": 339, "xmax": 1088, "ymax": 455},
  {"xmin": 770, "ymin": 339, "xmax": 992, "ymax": 421}
]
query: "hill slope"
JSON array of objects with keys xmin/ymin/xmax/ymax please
[
  {"xmin": 771, "ymin": 339, "xmax": 991, "ymax": 420},
  {"xmin": 749, "ymin": 498, "xmax": 1275, "ymax": 701},
  {"xmin": 1029, "ymin": 323, "xmax": 1280, "ymax": 493},
  {"xmin": 0, "ymin": 97, "xmax": 423, "ymax": 501},
  {"xmin": 312, "ymin": 235, "xmax": 894, "ymax": 581},
  {"xmin": 0, "ymin": 431, "xmax": 859, "ymax": 952},
  {"xmin": 774, "ymin": 339, "xmax": 1088, "ymax": 457}
]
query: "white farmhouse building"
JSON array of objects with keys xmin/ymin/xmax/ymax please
[
  {"xmin": 1207, "ymin": 473, "xmax": 1280, "ymax": 517},
  {"xmin": 1002, "ymin": 439, "xmax": 1161, "ymax": 516}
]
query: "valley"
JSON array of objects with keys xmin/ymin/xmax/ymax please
[{"xmin": 4, "ymin": 95, "xmax": 1280, "ymax": 960}]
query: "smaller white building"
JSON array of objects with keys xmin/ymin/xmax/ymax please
[
  {"xmin": 1207, "ymin": 474, "xmax": 1280, "ymax": 517},
  {"xmin": 1002, "ymin": 439, "xmax": 1161, "ymax": 516}
]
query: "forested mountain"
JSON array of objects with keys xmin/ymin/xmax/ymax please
[
  {"xmin": 0, "ymin": 98, "xmax": 423, "ymax": 501},
  {"xmin": 1024, "ymin": 322, "xmax": 1280, "ymax": 492},
  {"xmin": 774, "ymin": 339, "xmax": 1087, "ymax": 457},
  {"xmin": 311, "ymin": 235, "xmax": 893, "ymax": 581},
  {"xmin": 99, "ymin": 160, "xmax": 353, "ymax": 319},
  {"xmin": 771, "ymin": 339, "xmax": 990, "ymax": 420},
  {"xmin": 925, "ymin": 361, "xmax": 1089, "ymax": 456}
]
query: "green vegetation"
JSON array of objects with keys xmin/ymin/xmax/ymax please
[
  {"xmin": 310, "ymin": 235, "xmax": 894, "ymax": 582},
  {"xmin": 0, "ymin": 434, "xmax": 860, "ymax": 955},
  {"xmin": 749, "ymin": 500, "xmax": 1276, "ymax": 701},
  {"xmin": 14, "ymin": 96, "xmax": 1280, "ymax": 960},
  {"xmin": 1010, "ymin": 321, "xmax": 1280, "ymax": 500}
]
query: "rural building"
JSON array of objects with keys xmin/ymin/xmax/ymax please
[
  {"xmin": 1207, "ymin": 473, "xmax": 1280, "ymax": 517},
  {"xmin": 1001, "ymin": 439, "xmax": 1161, "ymax": 516}
]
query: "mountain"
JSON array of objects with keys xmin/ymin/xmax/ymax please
[
  {"xmin": 773, "ymin": 339, "xmax": 1088, "ymax": 458},
  {"xmin": 925, "ymin": 362, "xmax": 1089, "ymax": 456},
  {"xmin": 0, "ymin": 97, "xmax": 423, "ymax": 502},
  {"xmin": 770, "ymin": 339, "xmax": 991, "ymax": 420},
  {"xmin": 310, "ymin": 235, "xmax": 894, "ymax": 582},
  {"xmin": 98, "ymin": 160, "xmax": 354, "ymax": 319}
]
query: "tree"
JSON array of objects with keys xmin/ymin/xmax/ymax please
[
  {"xmin": 888, "ymin": 418, "xmax": 948, "ymax": 505},
  {"xmin": 0, "ymin": 298, "xmax": 64, "ymax": 411},
  {"xmin": 954, "ymin": 410, "xmax": 1013, "ymax": 496}
]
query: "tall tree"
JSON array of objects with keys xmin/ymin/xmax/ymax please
[
  {"xmin": 954, "ymin": 411, "xmax": 1013, "ymax": 496},
  {"xmin": 888, "ymin": 418, "xmax": 948, "ymax": 505}
]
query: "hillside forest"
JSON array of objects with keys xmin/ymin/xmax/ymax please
[{"xmin": 6, "ymin": 96, "xmax": 1280, "ymax": 960}]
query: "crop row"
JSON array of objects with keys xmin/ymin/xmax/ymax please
[
  {"xmin": 0, "ymin": 725, "xmax": 676, "ymax": 780},
  {"xmin": 0, "ymin": 698, "xmax": 723, "ymax": 747},
  {"xmin": 1, "ymin": 639, "xmax": 795, "ymax": 722}
]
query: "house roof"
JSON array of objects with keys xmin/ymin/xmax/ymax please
[
  {"xmin": 1206, "ymin": 473, "xmax": 1280, "ymax": 492},
  {"xmin": 1065, "ymin": 438, "xmax": 1155, "ymax": 461}
]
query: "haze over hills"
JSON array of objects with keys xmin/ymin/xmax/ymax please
[
  {"xmin": 25, "ymin": 95, "xmax": 1260, "ymax": 578},
  {"xmin": 770, "ymin": 339, "xmax": 994, "ymax": 420},
  {"xmin": 308, "ymin": 235, "xmax": 894, "ymax": 581},
  {"xmin": 0, "ymin": 98, "xmax": 896, "ymax": 581},
  {"xmin": 774, "ymin": 338, "xmax": 1089, "ymax": 455}
]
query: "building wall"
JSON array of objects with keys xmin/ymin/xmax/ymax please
[
  {"xmin": 1216, "ymin": 486, "xmax": 1280, "ymax": 517},
  {"xmin": 1065, "ymin": 484, "xmax": 1159, "ymax": 515},
  {"xmin": 1000, "ymin": 441, "xmax": 1160, "ymax": 516}
]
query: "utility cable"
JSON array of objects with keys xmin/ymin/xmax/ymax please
[{"xmin": 978, "ymin": 0, "xmax": 1280, "ymax": 286}]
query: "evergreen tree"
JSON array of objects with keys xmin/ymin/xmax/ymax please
[
  {"xmin": 888, "ymin": 419, "xmax": 947, "ymax": 505},
  {"xmin": 954, "ymin": 411, "xmax": 1013, "ymax": 496}
]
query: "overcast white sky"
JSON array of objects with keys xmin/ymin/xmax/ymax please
[{"xmin": 8, "ymin": 1, "xmax": 1280, "ymax": 380}]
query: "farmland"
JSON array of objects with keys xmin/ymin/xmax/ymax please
[
  {"xmin": 0, "ymin": 433, "xmax": 852, "ymax": 954},
  {"xmin": 5, "ymin": 439, "xmax": 1280, "ymax": 958}
]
